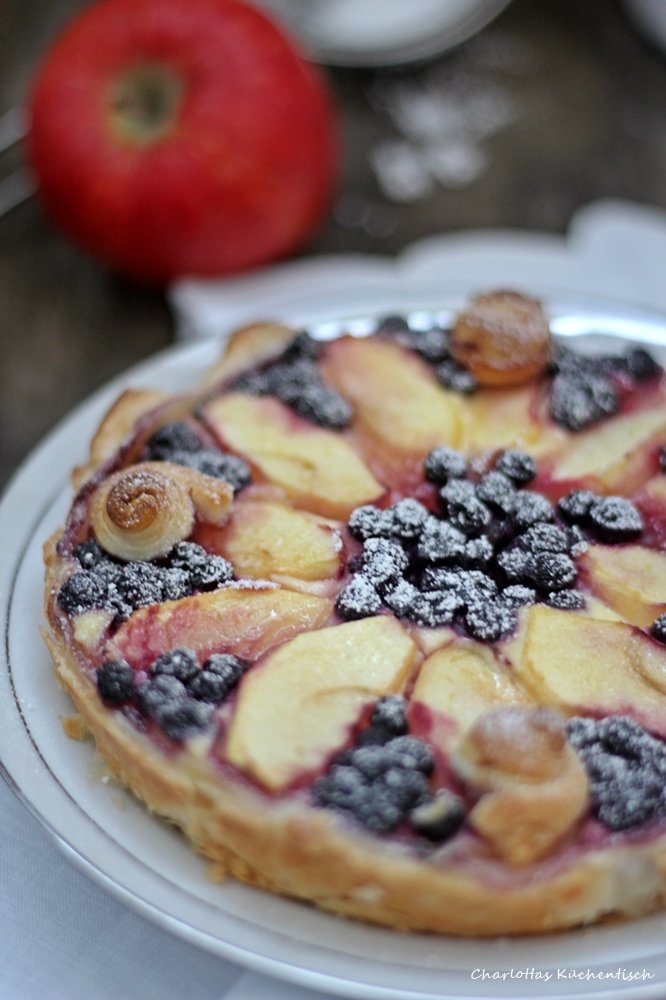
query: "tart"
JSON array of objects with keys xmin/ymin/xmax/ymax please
[{"xmin": 43, "ymin": 291, "xmax": 666, "ymax": 936}]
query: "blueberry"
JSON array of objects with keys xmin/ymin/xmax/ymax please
[
  {"xmin": 651, "ymin": 614, "xmax": 666, "ymax": 645},
  {"xmin": 231, "ymin": 370, "xmax": 271, "ymax": 395},
  {"xmin": 406, "ymin": 589, "xmax": 461, "ymax": 627},
  {"xmin": 315, "ymin": 732, "xmax": 436, "ymax": 836},
  {"xmin": 265, "ymin": 357, "xmax": 354, "ymax": 430},
  {"xmin": 436, "ymin": 359, "xmax": 478, "ymax": 394},
  {"xmin": 497, "ymin": 547, "xmax": 531, "ymax": 583},
  {"xmin": 138, "ymin": 675, "xmax": 188, "ymax": 717},
  {"xmin": 624, "ymin": 348, "xmax": 660, "ymax": 381},
  {"xmin": 168, "ymin": 542, "xmax": 233, "ymax": 590},
  {"xmin": 171, "ymin": 449, "xmax": 252, "ymax": 493},
  {"xmin": 96, "ymin": 660, "xmax": 135, "ymax": 706},
  {"xmin": 440, "ymin": 480, "xmax": 491, "ymax": 536},
  {"xmin": 116, "ymin": 562, "xmax": 165, "ymax": 610},
  {"xmin": 410, "ymin": 790, "xmax": 465, "ymax": 842},
  {"xmin": 557, "ymin": 489, "xmax": 597, "ymax": 524},
  {"xmin": 146, "ymin": 421, "xmax": 203, "ymax": 460},
  {"xmin": 588, "ymin": 496, "xmax": 643, "ymax": 542},
  {"xmin": 550, "ymin": 372, "xmax": 618, "ymax": 431},
  {"xmin": 567, "ymin": 715, "xmax": 666, "ymax": 831},
  {"xmin": 371, "ymin": 696, "xmax": 408, "ymax": 736},
  {"xmin": 283, "ymin": 330, "xmax": 322, "ymax": 361},
  {"xmin": 463, "ymin": 599, "xmax": 517, "ymax": 642},
  {"xmin": 348, "ymin": 505, "xmax": 387, "ymax": 541},
  {"xmin": 186, "ymin": 670, "xmax": 229, "ymax": 704},
  {"xmin": 517, "ymin": 523, "xmax": 569, "ymax": 555},
  {"xmin": 546, "ymin": 590, "xmax": 585, "ymax": 610},
  {"xmin": 381, "ymin": 578, "xmax": 420, "ymax": 617},
  {"xmin": 57, "ymin": 572, "xmax": 106, "ymax": 616},
  {"xmin": 160, "ymin": 567, "xmax": 193, "ymax": 602},
  {"xmin": 314, "ymin": 766, "xmax": 403, "ymax": 834},
  {"xmin": 168, "ymin": 541, "xmax": 209, "ymax": 576},
  {"xmin": 476, "ymin": 471, "xmax": 516, "ymax": 513},
  {"xmin": 660, "ymin": 447, "xmax": 666, "ymax": 473},
  {"xmin": 566, "ymin": 525, "xmax": 589, "ymax": 557},
  {"xmin": 509, "ymin": 491, "xmax": 554, "ymax": 530},
  {"xmin": 423, "ymin": 568, "xmax": 497, "ymax": 607},
  {"xmin": 362, "ymin": 537, "xmax": 409, "ymax": 585},
  {"xmin": 155, "ymin": 699, "xmax": 213, "ymax": 741},
  {"xmin": 336, "ymin": 576, "xmax": 382, "ymax": 620},
  {"xmin": 150, "ymin": 648, "xmax": 200, "ymax": 683},
  {"xmin": 495, "ymin": 451, "xmax": 537, "ymax": 485},
  {"xmin": 378, "ymin": 767, "xmax": 429, "ymax": 810},
  {"xmin": 291, "ymin": 383, "xmax": 354, "ymax": 430},
  {"xmin": 189, "ymin": 653, "xmax": 247, "ymax": 701},
  {"xmin": 459, "ymin": 535, "xmax": 494, "ymax": 568},
  {"xmin": 423, "ymin": 446, "xmax": 467, "ymax": 483},
  {"xmin": 527, "ymin": 552, "xmax": 577, "ymax": 592},
  {"xmin": 73, "ymin": 539, "xmax": 106, "ymax": 570},
  {"xmin": 502, "ymin": 584, "xmax": 537, "ymax": 608},
  {"xmin": 314, "ymin": 764, "xmax": 368, "ymax": 811},
  {"xmin": 190, "ymin": 553, "xmax": 234, "ymax": 590},
  {"xmin": 355, "ymin": 788, "xmax": 406, "ymax": 835},
  {"xmin": 355, "ymin": 724, "xmax": 395, "ymax": 747},
  {"xmin": 92, "ymin": 559, "xmax": 124, "ymax": 587},
  {"xmin": 416, "ymin": 518, "xmax": 466, "ymax": 563},
  {"xmin": 347, "ymin": 745, "xmax": 392, "ymax": 777},
  {"xmin": 203, "ymin": 652, "xmax": 248, "ymax": 683},
  {"xmin": 384, "ymin": 498, "xmax": 429, "ymax": 541},
  {"xmin": 406, "ymin": 327, "xmax": 450, "ymax": 363},
  {"xmin": 385, "ymin": 735, "xmax": 435, "ymax": 775},
  {"xmin": 376, "ymin": 314, "xmax": 410, "ymax": 335}
]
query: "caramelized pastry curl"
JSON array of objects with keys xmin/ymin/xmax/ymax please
[
  {"xmin": 89, "ymin": 461, "xmax": 232, "ymax": 561},
  {"xmin": 450, "ymin": 290, "xmax": 551, "ymax": 387},
  {"xmin": 453, "ymin": 706, "xmax": 589, "ymax": 866}
]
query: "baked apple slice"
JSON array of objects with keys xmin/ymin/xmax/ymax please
[
  {"xmin": 197, "ymin": 500, "xmax": 342, "ymax": 583},
  {"xmin": 582, "ymin": 544, "xmax": 666, "ymax": 627},
  {"xmin": 464, "ymin": 385, "xmax": 566, "ymax": 456},
  {"xmin": 226, "ymin": 615, "xmax": 417, "ymax": 790},
  {"xmin": 204, "ymin": 393, "xmax": 383, "ymax": 518},
  {"xmin": 550, "ymin": 406, "xmax": 666, "ymax": 491},
  {"xmin": 412, "ymin": 640, "xmax": 531, "ymax": 749},
  {"xmin": 513, "ymin": 605, "xmax": 666, "ymax": 726},
  {"xmin": 321, "ymin": 336, "xmax": 463, "ymax": 483},
  {"xmin": 107, "ymin": 586, "xmax": 332, "ymax": 668}
]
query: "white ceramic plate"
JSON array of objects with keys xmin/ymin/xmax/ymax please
[{"xmin": 2, "ymin": 297, "xmax": 666, "ymax": 1000}]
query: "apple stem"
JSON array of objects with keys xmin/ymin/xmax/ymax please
[{"xmin": 108, "ymin": 65, "xmax": 183, "ymax": 145}]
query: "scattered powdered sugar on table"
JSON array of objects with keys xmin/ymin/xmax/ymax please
[{"xmin": 366, "ymin": 30, "xmax": 534, "ymax": 203}]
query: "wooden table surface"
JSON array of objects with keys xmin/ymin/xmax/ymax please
[{"xmin": 2, "ymin": 0, "xmax": 666, "ymax": 489}]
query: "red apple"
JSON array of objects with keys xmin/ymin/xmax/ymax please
[{"xmin": 27, "ymin": 0, "xmax": 337, "ymax": 283}]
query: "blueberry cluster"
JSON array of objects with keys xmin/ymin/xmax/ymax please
[
  {"xmin": 548, "ymin": 346, "xmax": 661, "ymax": 432},
  {"xmin": 313, "ymin": 696, "xmax": 465, "ymax": 841},
  {"xmin": 567, "ymin": 715, "xmax": 666, "ymax": 831},
  {"xmin": 337, "ymin": 449, "xmax": 592, "ymax": 642},
  {"xmin": 557, "ymin": 490, "xmax": 643, "ymax": 542},
  {"xmin": 231, "ymin": 331, "xmax": 353, "ymax": 429},
  {"xmin": 146, "ymin": 421, "xmax": 251, "ymax": 493},
  {"xmin": 96, "ymin": 648, "xmax": 247, "ymax": 742},
  {"xmin": 376, "ymin": 315, "xmax": 478, "ymax": 394},
  {"xmin": 58, "ymin": 539, "xmax": 234, "ymax": 622}
]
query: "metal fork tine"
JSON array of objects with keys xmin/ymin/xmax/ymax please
[
  {"xmin": 0, "ymin": 106, "xmax": 28, "ymax": 154},
  {"xmin": 0, "ymin": 107, "xmax": 34, "ymax": 216}
]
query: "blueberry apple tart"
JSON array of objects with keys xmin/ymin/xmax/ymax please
[{"xmin": 44, "ymin": 292, "xmax": 666, "ymax": 935}]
